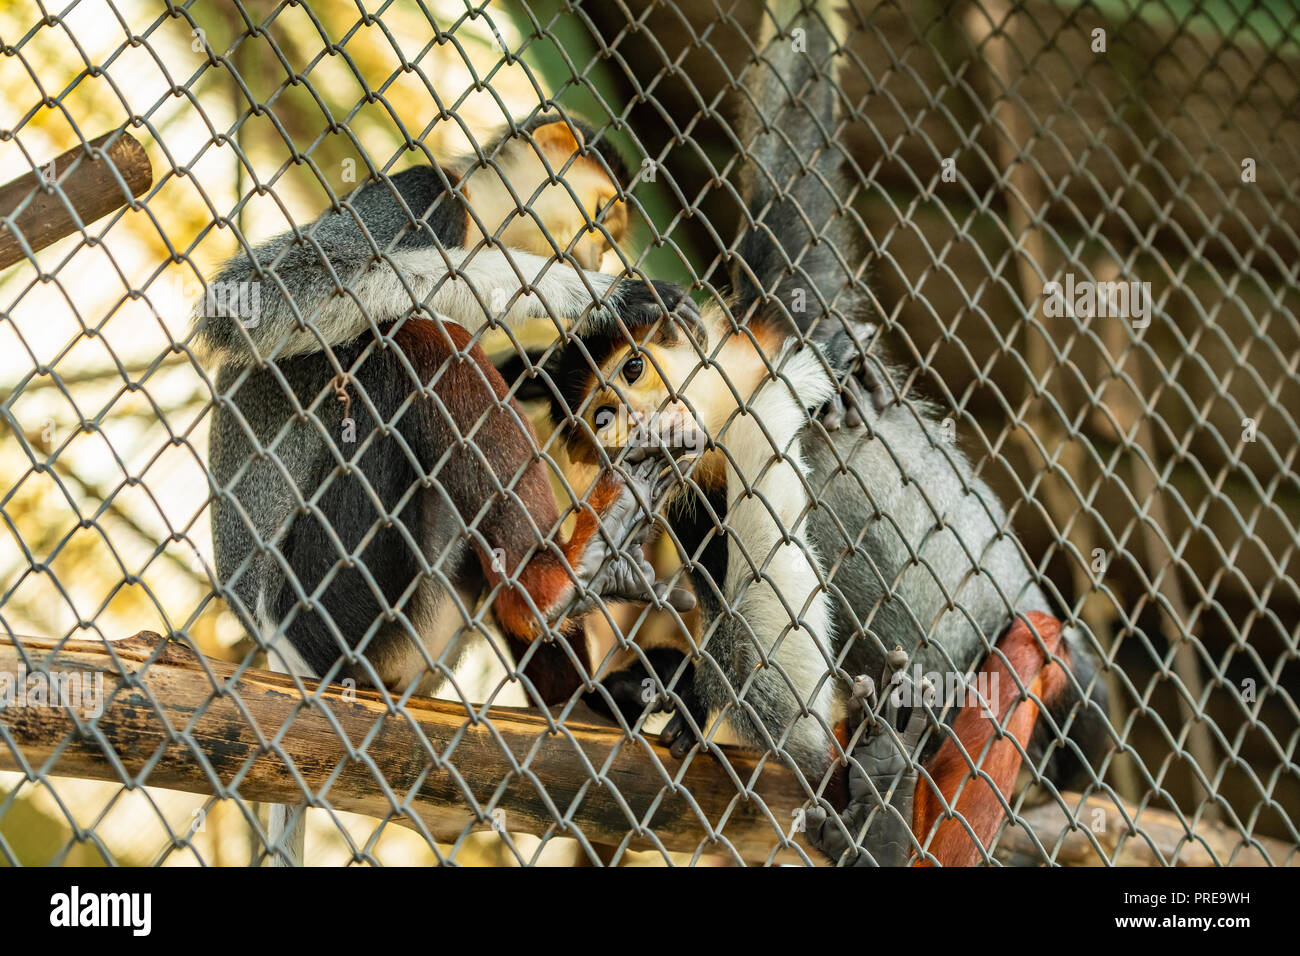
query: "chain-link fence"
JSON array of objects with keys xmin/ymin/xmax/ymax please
[{"xmin": 0, "ymin": 0, "xmax": 1296, "ymax": 867}]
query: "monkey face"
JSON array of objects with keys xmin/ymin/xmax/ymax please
[
  {"xmin": 464, "ymin": 121, "xmax": 629, "ymax": 270},
  {"xmin": 584, "ymin": 343, "xmax": 705, "ymax": 460},
  {"xmin": 576, "ymin": 307, "xmax": 793, "ymax": 467}
]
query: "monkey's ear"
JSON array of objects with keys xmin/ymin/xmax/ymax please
[{"xmin": 530, "ymin": 121, "xmax": 584, "ymax": 162}]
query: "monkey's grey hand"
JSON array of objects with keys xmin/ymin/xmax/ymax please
[
  {"xmin": 623, "ymin": 410, "xmax": 706, "ymax": 465},
  {"xmin": 805, "ymin": 651, "xmax": 928, "ymax": 866},
  {"xmin": 574, "ymin": 457, "xmax": 695, "ymax": 613},
  {"xmin": 817, "ymin": 324, "xmax": 891, "ymax": 430},
  {"xmin": 820, "ymin": 377, "xmax": 871, "ymax": 432}
]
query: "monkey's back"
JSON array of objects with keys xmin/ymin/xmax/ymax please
[
  {"xmin": 802, "ymin": 400, "xmax": 1053, "ymax": 684},
  {"xmin": 209, "ymin": 346, "xmax": 478, "ymax": 682}
]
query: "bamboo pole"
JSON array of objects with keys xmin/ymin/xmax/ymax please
[{"xmin": 0, "ymin": 633, "xmax": 811, "ymax": 864}]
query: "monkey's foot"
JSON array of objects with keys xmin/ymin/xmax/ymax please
[
  {"xmin": 805, "ymin": 651, "xmax": 930, "ymax": 866},
  {"xmin": 657, "ymin": 685, "xmax": 707, "ymax": 761}
]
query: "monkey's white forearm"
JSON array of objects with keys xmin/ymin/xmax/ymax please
[
  {"xmin": 198, "ymin": 242, "xmax": 618, "ymax": 366},
  {"xmin": 720, "ymin": 347, "xmax": 837, "ymax": 724},
  {"xmin": 389, "ymin": 247, "xmax": 618, "ymax": 333}
]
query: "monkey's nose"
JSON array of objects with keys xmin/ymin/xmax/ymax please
[{"xmin": 651, "ymin": 401, "xmax": 705, "ymax": 460}]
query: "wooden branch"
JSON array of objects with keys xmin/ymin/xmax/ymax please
[
  {"xmin": 999, "ymin": 793, "xmax": 1297, "ymax": 867},
  {"xmin": 0, "ymin": 633, "xmax": 812, "ymax": 863},
  {"xmin": 0, "ymin": 131, "xmax": 152, "ymax": 270},
  {"xmin": 0, "ymin": 634, "xmax": 1292, "ymax": 865}
]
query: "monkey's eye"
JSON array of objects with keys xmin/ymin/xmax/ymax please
[{"xmin": 622, "ymin": 355, "xmax": 644, "ymax": 385}]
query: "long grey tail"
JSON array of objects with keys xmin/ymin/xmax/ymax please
[{"xmin": 730, "ymin": 0, "xmax": 871, "ymax": 347}]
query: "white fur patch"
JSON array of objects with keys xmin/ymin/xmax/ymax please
[
  {"xmin": 719, "ymin": 346, "xmax": 836, "ymax": 726},
  {"xmin": 256, "ymin": 590, "xmax": 313, "ymax": 679},
  {"xmin": 246, "ymin": 247, "xmax": 618, "ymax": 362},
  {"xmin": 385, "ymin": 247, "xmax": 618, "ymax": 334}
]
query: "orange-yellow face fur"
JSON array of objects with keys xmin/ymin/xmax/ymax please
[
  {"xmin": 578, "ymin": 311, "xmax": 789, "ymax": 480},
  {"xmin": 463, "ymin": 122, "xmax": 628, "ymax": 270}
]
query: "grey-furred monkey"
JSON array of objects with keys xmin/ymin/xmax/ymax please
[
  {"xmin": 540, "ymin": 0, "xmax": 1110, "ymax": 864},
  {"xmin": 195, "ymin": 114, "xmax": 695, "ymax": 863}
]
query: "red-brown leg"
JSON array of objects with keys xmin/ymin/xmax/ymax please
[{"xmin": 912, "ymin": 610, "xmax": 1071, "ymax": 866}]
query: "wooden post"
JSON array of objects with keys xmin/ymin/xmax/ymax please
[{"xmin": 0, "ymin": 131, "xmax": 152, "ymax": 270}]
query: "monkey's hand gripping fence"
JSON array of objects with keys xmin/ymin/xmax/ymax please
[{"xmin": 0, "ymin": 0, "xmax": 1297, "ymax": 866}]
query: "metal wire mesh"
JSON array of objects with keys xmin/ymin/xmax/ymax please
[{"xmin": 0, "ymin": 0, "xmax": 1296, "ymax": 866}]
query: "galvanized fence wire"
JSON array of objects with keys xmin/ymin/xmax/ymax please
[{"xmin": 0, "ymin": 0, "xmax": 1296, "ymax": 866}]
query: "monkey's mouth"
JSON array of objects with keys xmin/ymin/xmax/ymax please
[{"xmin": 598, "ymin": 401, "xmax": 705, "ymax": 463}]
